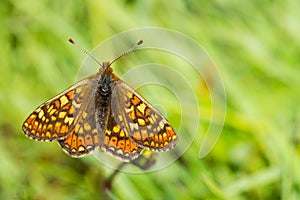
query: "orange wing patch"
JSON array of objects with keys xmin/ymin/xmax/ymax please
[
  {"xmin": 101, "ymin": 114, "xmax": 142, "ymax": 162},
  {"xmin": 58, "ymin": 123, "xmax": 99, "ymax": 157}
]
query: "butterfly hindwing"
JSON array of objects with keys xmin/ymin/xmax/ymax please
[
  {"xmin": 111, "ymin": 78, "xmax": 178, "ymax": 151},
  {"xmin": 100, "ymin": 112, "xmax": 143, "ymax": 162}
]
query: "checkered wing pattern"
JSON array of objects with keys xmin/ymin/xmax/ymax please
[
  {"xmin": 100, "ymin": 112, "xmax": 143, "ymax": 162},
  {"xmin": 111, "ymin": 79, "xmax": 178, "ymax": 151},
  {"xmin": 23, "ymin": 73, "xmax": 101, "ymax": 157}
]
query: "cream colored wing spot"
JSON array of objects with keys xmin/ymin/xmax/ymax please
[{"xmin": 60, "ymin": 95, "xmax": 69, "ymax": 107}]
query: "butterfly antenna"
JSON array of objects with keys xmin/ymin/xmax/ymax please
[
  {"xmin": 109, "ymin": 39, "xmax": 144, "ymax": 66},
  {"xmin": 68, "ymin": 37, "xmax": 103, "ymax": 67}
]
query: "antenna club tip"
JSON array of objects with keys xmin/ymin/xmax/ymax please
[
  {"xmin": 68, "ymin": 37, "xmax": 75, "ymax": 44},
  {"xmin": 137, "ymin": 39, "xmax": 144, "ymax": 45}
]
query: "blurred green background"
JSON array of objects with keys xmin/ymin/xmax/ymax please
[{"xmin": 1, "ymin": 0, "xmax": 300, "ymax": 199}]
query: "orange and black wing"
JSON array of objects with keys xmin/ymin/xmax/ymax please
[
  {"xmin": 100, "ymin": 111, "xmax": 143, "ymax": 162},
  {"xmin": 22, "ymin": 73, "xmax": 101, "ymax": 157},
  {"xmin": 111, "ymin": 79, "xmax": 178, "ymax": 152},
  {"xmin": 57, "ymin": 77, "xmax": 101, "ymax": 157}
]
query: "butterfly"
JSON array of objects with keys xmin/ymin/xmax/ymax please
[{"xmin": 22, "ymin": 38, "xmax": 178, "ymax": 162}]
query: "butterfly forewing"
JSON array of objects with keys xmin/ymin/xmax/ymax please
[
  {"xmin": 111, "ymin": 79, "xmax": 178, "ymax": 151},
  {"xmin": 22, "ymin": 73, "xmax": 99, "ymax": 142}
]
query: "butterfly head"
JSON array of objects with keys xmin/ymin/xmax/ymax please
[{"xmin": 101, "ymin": 61, "xmax": 112, "ymax": 73}]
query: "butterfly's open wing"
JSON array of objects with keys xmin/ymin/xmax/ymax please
[
  {"xmin": 57, "ymin": 76, "xmax": 101, "ymax": 157},
  {"xmin": 100, "ymin": 112, "xmax": 143, "ymax": 162},
  {"xmin": 111, "ymin": 79, "xmax": 178, "ymax": 152},
  {"xmin": 23, "ymin": 73, "xmax": 101, "ymax": 157}
]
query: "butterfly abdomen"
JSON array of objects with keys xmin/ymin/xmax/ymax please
[{"xmin": 95, "ymin": 73, "xmax": 113, "ymax": 130}]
